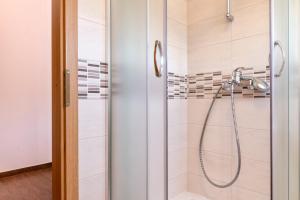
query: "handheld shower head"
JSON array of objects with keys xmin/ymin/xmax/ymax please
[{"xmin": 251, "ymin": 77, "xmax": 270, "ymax": 92}]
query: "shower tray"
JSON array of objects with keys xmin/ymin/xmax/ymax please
[{"xmin": 171, "ymin": 192, "xmax": 210, "ymax": 200}]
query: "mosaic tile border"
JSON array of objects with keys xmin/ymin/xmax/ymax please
[
  {"xmin": 78, "ymin": 62, "xmax": 270, "ymax": 100},
  {"xmin": 168, "ymin": 66, "xmax": 270, "ymax": 99},
  {"xmin": 167, "ymin": 73, "xmax": 187, "ymax": 99},
  {"xmin": 78, "ymin": 59, "xmax": 108, "ymax": 99}
]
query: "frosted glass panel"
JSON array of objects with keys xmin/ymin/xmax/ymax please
[
  {"xmin": 110, "ymin": 0, "xmax": 148, "ymax": 199},
  {"xmin": 272, "ymin": 0, "xmax": 289, "ymax": 199},
  {"xmin": 288, "ymin": 0, "xmax": 300, "ymax": 198}
]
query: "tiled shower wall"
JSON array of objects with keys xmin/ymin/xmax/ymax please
[
  {"xmin": 167, "ymin": 0, "xmax": 188, "ymax": 198},
  {"xmin": 78, "ymin": 0, "xmax": 107, "ymax": 199},
  {"xmin": 187, "ymin": 0, "xmax": 270, "ymax": 199},
  {"xmin": 168, "ymin": 0, "xmax": 271, "ymax": 199}
]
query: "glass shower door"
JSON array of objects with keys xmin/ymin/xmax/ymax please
[
  {"xmin": 110, "ymin": 1, "xmax": 149, "ymax": 199},
  {"xmin": 148, "ymin": 0, "xmax": 167, "ymax": 200},
  {"xmin": 288, "ymin": 0, "xmax": 300, "ymax": 199},
  {"xmin": 272, "ymin": 0, "xmax": 300, "ymax": 198},
  {"xmin": 271, "ymin": 0, "xmax": 289, "ymax": 199},
  {"xmin": 110, "ymin": 0, "xmax": 167, "ymax": 200}
]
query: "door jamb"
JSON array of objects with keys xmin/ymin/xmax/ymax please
[{"xmin": 52, "ymin": 0, "xmax": 78, "ymax": 199}]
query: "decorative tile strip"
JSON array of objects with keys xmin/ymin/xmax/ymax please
[
  {"xmin": 167, "ymin": 73, "xmax": 187, "ymax": 99},
  {"xmin": 78, "ymin": 62, "xmax": 270, "ymax": 100},
  {"xmin": 78, "ymin": 59, "xmax": 108, "ymax": 99},
  {"xmin": 168, "ymin": 66, "xmax": 270, "ymax": 99}
]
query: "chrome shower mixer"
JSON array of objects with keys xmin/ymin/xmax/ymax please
[{"xmin": 223, "ymin": 67, "xmax": 270, "ymax": 92}]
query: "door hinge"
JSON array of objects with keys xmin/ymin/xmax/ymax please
[{"xmin": 64, "ymin": 69, "xmax": 71, "ymax": 107}]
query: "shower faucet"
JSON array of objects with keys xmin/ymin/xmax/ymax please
[
  {"xmin": 232, "ymin": 67, "xmax": 247, "ymax": 85},
  {"xmin": 226, "ymin": 67, "xmax": 270, "ymax": 92}
]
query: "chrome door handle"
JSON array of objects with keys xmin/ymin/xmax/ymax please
[
  {"xmin": 274, "ymin": 40, "xmax": 286, "ymax": 78},
  {"xmin": 154, "ymin": 40, "xmax": 163, "ymax": 77}
]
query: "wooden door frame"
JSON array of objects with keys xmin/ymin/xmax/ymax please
[{"xmin": 52, "ymin": 0, "xmax": 78, "ymax": 199}]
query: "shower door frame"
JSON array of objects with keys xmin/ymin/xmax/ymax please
[
  {"xmin": 287, "ymin": 0, "xmax": 300, "ymax": 198},
  {"xmin": 52, "ymin": 0, "xmax": 79, "ymax": 199},
  {"xmin": 270, "ymin": 0, "xmax": 300, "ymax": 199}
]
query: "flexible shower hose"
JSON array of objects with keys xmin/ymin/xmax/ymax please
[{"xmin": 199, "ymin": 84, "xmax": 242, "ymax": 188}]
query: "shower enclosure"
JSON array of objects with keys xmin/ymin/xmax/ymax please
[{"xmin": 107, "ymin": 0, "xmax": 300, "ymax": 200}]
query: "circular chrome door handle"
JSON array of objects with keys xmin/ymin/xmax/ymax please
[
  {"xmin": 154, "ymin": 40, "xmax": 163, "ymax": 77},
  {"xmin": 274, "ymin": 40, "xmax": 286, "ymax": 78}
]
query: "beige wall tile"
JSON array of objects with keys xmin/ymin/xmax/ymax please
[
  {"xmin": 78, "ymin": 19, "xmax": 106, "ymax": 61},
  {"xmin": 79, "ymin": 100, "xmax": 107, "ymax": 139},
  {"xmin": 188, "ymin": 124, "xmax": 233, "ymax": 156},
  {"xmin": 188, "ymin": 42, "xmax": 231, "ymax": 74},
  {"xmin": 188, "ymin": 174, "xmax": 232, "ymax": 200},
  {"xmin": 187, "ymin": 99, "xmax": 211, "ymax": 125},
  {"xmin": 79, "ymin": 173, "xmax": 106, "ymax": 200},
  {"xmin": 235, "ymin": 98, "xmax": 270, "ymax": 130},
  {"xmin": 232, "ymin": 34, "xmax": 270, "ymax": 70},
  {"xmin": 232, "ymin": 0, "xmax": 268, "ymax": 11},
  {"xmin": 232, "ymin": 2, "xmax": 269, "ymax": 40},
  {"xmin": 187, "ymin": 124, "xmax": 203, "ymax": 150},
  {"xmin": 168, "ymin": 45, "xmax": 188, "ymax": 75},
  {"xmin": 169, "ymin": 173, "xmax": 188, "ymax": 198},
  {"xmin": 168, "ymin": 0, "xmax": 187, "ymax": 25},
  {"xmin": 169, "ymin": 149, "xmax": 188, "ymax": 179},
  {"xmin": 188, "ymin": 16, "xmax": 231, "ymax": 49},
  {"xmin": 188, "ymin": 98, "xmax": 236, "ymax": 127},
  {"xmin": 206, "ymin": 98, "xmax": 235, "ymax": 127},
  {"xmin": 169, "ymin": 100, "xmax": 188, "ymax": 124},
  {"xmin": 187, "ymin": 0, "xmax": 227, "ymax": 25},
  {"xmin": 168, "ymin": 18, "xmax": 188, "ymax": 49},
  {"xmin": 78, "ymin": 1, "xmax": 107, "ymax": 199},
  {"xmin": 79, "ymin": 136, "xmax": 106, "ymax": 179},
  {"xmin": 232, "ymin": 186, "xmax": 270, "ymax": 200},
  {"xmin": 237, "ymin": 128, "xmax": 271, "ymax": 162},
  {"xmin": 234, "ymin": 159, "xmax": 271, "ymax": 195},
  {"xmin": 172, "ymin": 192, "xmax": 211, "ymax": 200},
  {"xmin": 188, "ymin": 149, "xmax": 233, "ymax": 182},
  {"xmin": 169, "ymin": 124, "xmax": 188, "ymax": 152},
  {"xmin": 78, "ymin": 0, "xmax": 106, "ymax": 24},
  {"xmin": 167, "ymin": 2, "xmax": 188, "ymax": 195}
]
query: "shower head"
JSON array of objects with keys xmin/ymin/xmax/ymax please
[{"xmin": 251, "ymin": 77, "xmax": 270, "ymax": 92}]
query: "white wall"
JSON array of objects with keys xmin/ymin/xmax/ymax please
[{"xmin": 0, "ymin": 0, "xmax": 52, "ymax": 172}]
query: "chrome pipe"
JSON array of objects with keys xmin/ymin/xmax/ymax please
[{"xmin": 226, "ymin": 0, "xmax": 234, "ymax": 22}]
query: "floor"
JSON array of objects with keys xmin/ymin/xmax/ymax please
[
  {"xmin": 0, "ymin": 167, "xmax": 52, "ymax": 200},
  {"xmin": 172, "ymin": 192, "xmax": 210, "ymax": 200}
]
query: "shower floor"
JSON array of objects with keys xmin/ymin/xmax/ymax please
[{"xmin": 171, "ymin": 192, "xmax": 210, "ymax": 200}]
